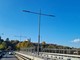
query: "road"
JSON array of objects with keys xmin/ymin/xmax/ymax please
[{"xmin": 1, "ymin": 52, "xmax": 18, "ymax": 60}]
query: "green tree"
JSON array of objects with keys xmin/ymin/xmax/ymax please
[
  {"xmin": 0, "ymin": 44, "xmax": 4, "ymax": 50},
  {"xmin": 2, "ymin": 42, "xmax": 7, "ymax": 49},
  {"xmin": 48, "ymin": 44, "xmax": 55, "ymax": 48}
]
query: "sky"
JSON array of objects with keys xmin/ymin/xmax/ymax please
[{"xmin": 0, "ymin": 0, "xmax": 80, "ymax": 48}]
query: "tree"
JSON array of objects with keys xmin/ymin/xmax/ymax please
[
  {"xmin": 0, "ymin": 42, "xmax": 7, "ymax": 50},
  {"xmin": 0, "ymin": 36, "xmax": 1, "ymax": 44},
  {"xmin": 0, "ymin": 44, "xmax": 5, "ymax": 50},
  {"xmin": 20, "ymin": 41, "xmax": 33, "ymax": 48},
  {"xmin": 0, "ymin": 36, "xmax": 4, "ymax": 44},
  {"xmin": 16, "ymin": 40, "xmax": 34, "ymax": 50},
  {"xmin": 2, "ymin": 42, "xmax": 7, "ymax": 49},
  {"xmin": 48, "ymin": 44, "xmax": 55, "ymax": 48},
  {"xmin": 6, "ymin": 38, "xmax": 9, "ymax": 41},
  {"xmin": 0, "ymin": 36, "xmax": 1, "ymax": 40},
  {"xmin": 42, "ymin": 41, "xmax": 46, "ymax": 48}
]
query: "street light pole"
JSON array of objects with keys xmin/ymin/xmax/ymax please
[
  {"xmin": 22, "ymin": 10, "xmax": 55, "ymax": 55},
  {"xmin": 37, "ymin": 9, "xmax": 41, "ymax": 55}
]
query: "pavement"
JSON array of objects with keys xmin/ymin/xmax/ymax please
[{"xmin": 1, "ymin": 52, "xmax": 18, "ymax": 60}]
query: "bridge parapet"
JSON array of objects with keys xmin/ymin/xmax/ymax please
[
  {"xmin": 15, "ymin": 52, "xmax": 44, "ymax": 60},
  {"xmin": 15, "ymin": 51, "xmax": 80, "ymax": 60}
]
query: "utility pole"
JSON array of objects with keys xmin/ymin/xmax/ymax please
[{"xmin": 22, "ymin": 9, "xmax": 55, "ymax": 55}]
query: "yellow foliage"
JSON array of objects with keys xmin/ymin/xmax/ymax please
[{"xmin": 16, "ymin": 40, "xmax": 33, "ymax": 49}]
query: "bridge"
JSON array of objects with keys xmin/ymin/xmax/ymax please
[
  {"xmin": 15, "ymin": 51, "xmax": 80, "ymax": 60},
  {"xmin": 0, "ymin": 49, "xmax": 80, "ymax": 60}
]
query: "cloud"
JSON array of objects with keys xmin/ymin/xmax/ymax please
[{"xmin": 71, "ymin": 38, "xmax": 80, "ymax": 43}]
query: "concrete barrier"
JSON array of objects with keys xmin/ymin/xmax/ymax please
[
  {"xmin": 15, "ymin": 55, "xmax": 24, "ymax": 60},
  {"xmin": 41, "ymin": 52, "xmax": 80, "ymax": 58},
  {"xmin": 15, "ymin": 52, "xmax": 44, "ymax": 60},
  {"xmin": 40, "ymin": 52, "xmax": 80, "ymax": 60},
  {"xmin": 15, "ymin": 51, "xmax": 80, "ymax": 60}
]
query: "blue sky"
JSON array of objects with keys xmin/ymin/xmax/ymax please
[{"xmin": 0, "ymin": 0, "xmax": 80, "ymax": 48}]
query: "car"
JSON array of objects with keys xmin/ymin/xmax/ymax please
[{"xmin": 9, "ymin": 52, "xmax": 13, "ymax": 55}]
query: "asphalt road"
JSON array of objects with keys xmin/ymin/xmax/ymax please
[{"xmin": 1, "ymin": 52, "xmax": 18, "ymax": 60}]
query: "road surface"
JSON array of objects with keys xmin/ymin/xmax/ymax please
[{"xmin": 1, "ymin": 52, "xmax": 18, "ymax": 60}]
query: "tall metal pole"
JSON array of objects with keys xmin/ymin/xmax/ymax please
[
  {"xmin": 37, "ymin": 10, "xmax": 41, "ymax": 55},
  {"xmin": 22, "ymin": 10, "xmax": 55, "ymax": 55}
]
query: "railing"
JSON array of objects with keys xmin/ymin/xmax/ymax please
[
  {"xmin": 15, "ymin": 52, "xmax": 44, "ymax": 60},
  {"xmin": 20, "ymin": 47, "xmax": 80, "ymax": 55},
  {"xmin": 15, "ymin": 51, "xmax": 80, "ymax": 60},
  {"xmin": 42, "ymin": 48, "xmax": 80, "ymax": 55},
  {"xmin": 17, "ymin": 48, "xmax": 80, "ymax": 60},
  {"xmin": 15, "ymin": 53, "xmax": 31, "ymax": 60}
]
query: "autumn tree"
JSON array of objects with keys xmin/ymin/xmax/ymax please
[
  {"xmin": 16, "ymin": 40, "xmax": 34, "ymax": 50},
  {"xmin": 42, "ymin": 41, "xmax": 46, "ymax": 48}
]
